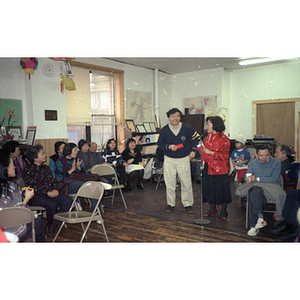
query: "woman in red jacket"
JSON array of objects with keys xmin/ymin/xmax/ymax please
[{"xmin": 200, "ymin": 116, "xmax": 231, "ymax": 221}]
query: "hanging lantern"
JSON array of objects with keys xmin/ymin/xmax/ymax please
[{"xmin": 20, "ymin": 58, "xmax": 38, "ymax": 80}]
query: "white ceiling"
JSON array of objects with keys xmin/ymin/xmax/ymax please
[{"xmin": 105, "ymin": 57, "xmax": 300, "ymax": 75}]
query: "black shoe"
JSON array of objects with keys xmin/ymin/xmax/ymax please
[
  {"xmin": 270, "ymin": 220, "xmax": 293, "ymax": 235},
  {"xmin": 185, "ymin": 206, "xmax": 194, "ymax": 214},
  {"xmin": 280, "ymin": 228, "xmax": 298, "ymax": 241},
  {"xmin": 165, "ymin": 205, "xmax": 175, "ymax": 213},
  {"xmin": 126, "ymin": 184, "xmax": 132, "ymax": 191},
  {"xmin": 46, "ymin": 223, "xmax": 56, "ymax": 238},
  {"xmin": 137, "ymin": 183, "xmax": 144, "ymax": 190},
  {"xmin": 196, "ymin": 180, "xmax": 201, "ymax": 184}
]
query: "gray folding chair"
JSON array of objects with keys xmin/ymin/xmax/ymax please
[
  {"xmin": 0, "ymin": 207, "xmax": 36, "ymax": 242},
  {"xmin": 91, "ymin": 164, "xmax": 127, "ymax": 209},
  {"xmin": 53, "ymin": 181, "xmax": 109, "ymax": 242}
]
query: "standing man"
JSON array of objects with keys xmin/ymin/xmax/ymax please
[{"xmin": 157, "ymin": 108, "xmax": 200, "ymax": 213}]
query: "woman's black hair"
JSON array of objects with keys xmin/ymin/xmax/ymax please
[
  {"xmin": 1, "ymin": 140, "xmax": 20, "ymax": 154},
  {"xmin": 54, "ymin": 141, "xmax": 66, "ymax": 153},
  {"xmin": 208, "ymin": 116, "xmax": 225, "ymax": 132},
  {"xmin": 106, "ymin": 138, "xmax": 117, "ymax": 151},
  {"xmin": 166, "ymin": 108, "xmax": 182, "ymax": 118},
  {"xmin": 78, "ymin": 139, "xmax": 90, "ymax": 150},
  {"xmin": 126, "ymin": 138, "xmax": 136, "ymax": 149},
  {"xmin": 63, "ymin": 143, "xmax": 78, "ymax": 156},
  {"xmin": 26, "ymin": 144, "xmax": 44, "ymax": 164}
]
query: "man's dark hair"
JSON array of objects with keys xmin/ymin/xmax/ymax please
[
  {"xmin": 54, "ymin": 141, "xmax": 66, "ymax": 153},
  {"xmin": 277, "ymin": 145, "xmax": 291, "ymax": 158},
  {"xmin": 166, "ymin": 108, "xmax": 182, "ymax": 118},
  {"xmin": 256, "ymin": 144, "xmax": 271, "ymax": 154},
  {"xmin": 26, "ymin": 144, "xmax": 44, "ymax": 163},
  {"xmin": 209, "ymin": 116, "xmax": 225, "ymax": 132},
  {"xmin": 63, "ymin": 143, "xmax": 78, "ymax": 156}
]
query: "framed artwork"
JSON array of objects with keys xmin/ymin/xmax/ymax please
[
  {"xmin": 26, "ymin": 126, "xmax": 37, "ymax": 146},
  {"xmin": 45, "ymin": 110, "xmax": 58, "ymax": 121},
  {"xmin": 143, "ymin": 122, "xmax": 151, "ymax": 132},
  {"xmin": 149, "ymin": 122, "xmax": 156, "ymax": 132},
  {"xmin": 136, "ymin": 124, "xmax": 146, "ymax": 133},
  {"xmin": 6, "ymin": 126, "xmax": 23, "ymax": 141},
  {"xmin": 125, "ymin": 119, "xmax": 137, "ymax": 133}
]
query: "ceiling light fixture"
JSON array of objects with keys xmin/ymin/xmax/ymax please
[{"xmin": 239, "ymin": 57, "xmax": 298, "ymax": 66}]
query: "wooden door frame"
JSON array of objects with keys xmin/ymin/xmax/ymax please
[{"xmin": 252, "ymin": 98, "xmax": 299, "ymax": 156}]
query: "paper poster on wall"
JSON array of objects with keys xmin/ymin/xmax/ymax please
[
  {"xmin": 126, "ymin": 90, "xmax": 154, "ymax": 124},
  {"xmin": 183, "ymin": 95, "xmax": 217, "ymax": 116},
  {"xmin": 0, "ymin": 99, "xmax": 23, "ymax": 127}
]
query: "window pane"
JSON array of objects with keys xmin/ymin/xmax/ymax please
[
  {"xmin": 90, "ymin": 72, "xmax": 114, "ymax": 115},
  {"xmin": 91, "ymin": 116, "xmax": 115, "ymax": 150},
  {"xmin": 67, "ymin": 126, "xmax": 86, "ymax": 145}
]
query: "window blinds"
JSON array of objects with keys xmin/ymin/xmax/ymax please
[{"xmin": 65, "ymin": 66, "xmax": 92, "ymax": 125}]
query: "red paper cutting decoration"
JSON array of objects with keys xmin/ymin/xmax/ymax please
[{"xmin": 20, "ymin": 58, "xmax": 38, "ymax": 80}]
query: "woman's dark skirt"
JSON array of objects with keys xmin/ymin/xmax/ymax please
[{"xmin": 202, "ymin": 162, "xmax": 231, "ymax": 205}]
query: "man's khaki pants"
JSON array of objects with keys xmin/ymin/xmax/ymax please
[{"xmin": 164, "ymin": 155, "xmax": 194, "ymax": 207}]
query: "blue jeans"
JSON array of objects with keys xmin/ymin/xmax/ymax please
[{"xmin": 29, "ymin": 193, "xmax": 72, "ymax": 225}]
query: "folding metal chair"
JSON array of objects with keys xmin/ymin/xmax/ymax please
[
  {"xmin": 0, "ymin": 207, "xmax": 36, "ymax": 242},
  {"xmin": 91, "ymin": 164, "xmax": 127, "ymax": 209},
  {"xmin": 53, "ymin": 181, "xmax": 109, "ymax": 242}
]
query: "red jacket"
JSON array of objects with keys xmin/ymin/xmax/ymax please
[{"xmin": 199, "ymin": 132, "xmax": 230, "ymax": 175}]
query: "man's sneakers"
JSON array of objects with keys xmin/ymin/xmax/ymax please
[
  {"xmin": 247, "ymin": 218, "xmax": 267, "ymax": 236},
  {"xmin": 255, "ymin": 218, "xmax": 267, "ymax": 229},
  {"xmin": 247, "ymin": 227, "xmax": 259, "ymax": 236},
  {"xmin": 165, "ymin": 205, "xmax": 175, "ymax": 213}
]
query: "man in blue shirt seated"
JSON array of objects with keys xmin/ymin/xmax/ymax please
[{"xmin": 245, "ymin": 145, "xmax": 283, "ymax": 236}]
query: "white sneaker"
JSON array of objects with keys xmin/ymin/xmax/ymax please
[
  {"xmin": 247, "ymin": 227, "xmax": 259, "ymax": 236},
  {"xmin": 255, "ymin": 218, "xmax": 267, "ymax": 229},
  {"xmin": 77, "ymin": 202, "xmax": 82, "ymax": 211}
]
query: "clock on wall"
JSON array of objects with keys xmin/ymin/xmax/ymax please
[{"xmin": 42, "ymin": 64, "xmax": 55, "ymax": 77}]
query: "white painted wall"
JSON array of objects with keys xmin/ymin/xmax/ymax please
[
  {"xmin": 1, "ymin": 58, "xmax": 300, "ymax": 145},
  {"xmin": 229, "ymin": 61, "xmax": 300, "ymax": 141}
]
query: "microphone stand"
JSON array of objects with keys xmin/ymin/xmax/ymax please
[{"xmin": 193, "ymin": 141, "xmax": 211, "ymax": 226}]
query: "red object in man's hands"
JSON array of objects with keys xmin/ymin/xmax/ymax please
[{"xmin": 175, "ymin": 143, "xmax": 184, "ymax": 149}]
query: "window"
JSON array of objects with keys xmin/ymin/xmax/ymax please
[{"xmin": 67, "ymin": 69, "xmax": 117, "ymax": 150}]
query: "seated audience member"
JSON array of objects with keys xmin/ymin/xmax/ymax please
[
  {"xmin": 231, "ymin": 138, "xmax": 250, "ymax": 184},
  {"xmin": 0, "ymin": 151, "xmax": 45, "ymax": 242},
  {"xmin": 235, "ymin": 145, "xmax": 286, "ymax": 236},
  {"xmin": 77, "ymin": 139, "xmax": 95, "ymax": 172},
  {"xmin": 274, "ymin": 144, "xmax": 294, "ymax": 177},
  {"xmin": 55, "ymin": 142, "xmax": 89, "ymax": 195},
  {"xmin": 49, "ymin": 141, "xmax": 66, "ymax": 176},
  {"xmin": 122, "ymin": 138, "xmax": 145, "ymax": 191},
  {"xmin": 89, "ymin": 142, "xmax": 104, "ymax": 165},
  {"xmin": 103, "ymin": 138, "xmax": 127, "ymax": 186},
  {"xmin": 270, "ymin": 189, "xmax": 300, "ymax": 241},
  {"xmin": 23, "ymin": 144, "xmax": 72, "ymax": 237},
  {"xmin": 1, "ymin": 140, "xmax": 27, "ymax": 183}
]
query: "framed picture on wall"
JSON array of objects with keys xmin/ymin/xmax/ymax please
[
  {"xmin": 25, "ymin": 126, "xmax": 37, "ymax": 146},
  {"xmin": 6, "ymin": 126, "xmax": 23, "ymax": 141},
  {"xmin": 136, "ymin": 124, "xmax": 146, "ymax": 133},
  {"xmin": 125, "ymin": 119, "xmax": 137, "ymax": 133},
  {"xmin": 143, "ymin": 122, "xmax": 151, "ymax": 132},
  {"xmin": 149, "ymin": 122, "xmax": 156, "ymax": 132}
]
